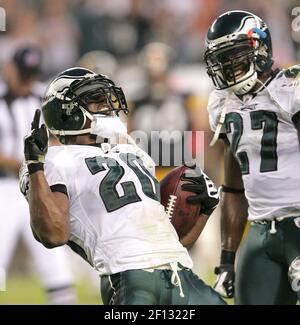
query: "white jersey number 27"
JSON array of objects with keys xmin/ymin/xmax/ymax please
[{"xmin": 225, "ymin": 110, "xmax": 278, "ymax": 175}]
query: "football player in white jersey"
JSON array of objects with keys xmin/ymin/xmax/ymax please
[
  {"xmin": 20, "ymin": 67, "xmax": 226, "ymax": 305},
  {"xmin": 204, "ymin": 10, "xmax": 300, "ymax": 304}
]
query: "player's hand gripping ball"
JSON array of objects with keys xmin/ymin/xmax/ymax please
[{"xmin": 160, "ymin": 163, "xmax": 219, "ymax": 238}]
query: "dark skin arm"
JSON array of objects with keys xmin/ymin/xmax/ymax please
[
  {"xmin": 29, "ymin": 171, "xmax": 70, "ymax": 248},
  {"xmin": 180, "ymin": 214, "xmax": 209, "ymax": 249},
  {"xmin": 221, "ymin": 138, "xmax": 248, "ymax": 252}
]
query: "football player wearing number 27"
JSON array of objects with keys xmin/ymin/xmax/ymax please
[
  {"xmin": 19, "ymin": 67, "xmax": 226, "ymax": 305},
  {"xmin": 206, "ymin": 10, "xmax": 300, "ymax": 304}
]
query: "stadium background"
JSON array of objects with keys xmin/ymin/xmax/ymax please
[{"xmin": 0, "ymin": 0, "xmax": 298, "ymax": 304}]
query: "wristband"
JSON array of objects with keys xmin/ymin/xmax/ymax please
[
  {"xmin": 220, "ymin": 250, "xmax": 236, "ymax": 265},
  {"xmin": 28, "ymin": 163, "xmax": 44, "ymax": 175},
  {"xmin": 222, "ymin": 185, "xmax": 244, "ymax": 194}
]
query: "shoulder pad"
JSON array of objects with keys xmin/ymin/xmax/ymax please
[{"xmin": 207, "ymin": 89, "xmax": 227, "ymax": 112}]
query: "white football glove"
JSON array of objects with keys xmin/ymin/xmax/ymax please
[
  {"xmin": 214, "ymin": 263, "xmax": 235, "ymax": 298},
  {"xmin": 19, "ymin": 163, "xmax": 30, "ymax": 201}
]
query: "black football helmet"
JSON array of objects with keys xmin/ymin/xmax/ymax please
[
  {"xmin": 204, "ymin": 10, "xmax": 273, "ymax": 95},
  {"xmin": 42, "ymin": 67, "xmax": 128, "ymax": 142}
]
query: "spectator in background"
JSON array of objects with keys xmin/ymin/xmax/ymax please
[
  {"xmin": 129, "ymin": 42, "xmax": 197, "ymax": 167},
  {"xmin": 76, "ymin": 0, "xmax": 153, "ymax": 60},
  {"xmin": 0, "ymin": 0, "xmax": 40, "ymax": 67},
  {"xmin": 38, "ymin": 0, "xmax": 79, "ymax": 78},
  {"xmin": 0, "ymin": 0, "xmax": 297, "ymax": 73},
  {"xmin": 0, "ymin": 45, "xmax": 77, "ymax": 304},
  {"xmin": 78, "ymin": 50, "xmax": 118, "ymax": 77}
]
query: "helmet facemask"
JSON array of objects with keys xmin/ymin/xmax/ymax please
[
  {"xmin": 205, "ymin": 40, "xmax": 258, "ymax": 95},
  {"xmin": 71, "ymin": 76, "xmax": 129, "ymax": 143},
  {"xmin": 69, "ymin": 75, "xmax": 129, "ymax": 117}
]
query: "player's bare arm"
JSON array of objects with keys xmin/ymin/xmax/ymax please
[
  {"xmin": 221, "ymin": 137, "xmax": 248, "ymax": 252},
  {"xmin": 25, "ymin": 110, "xmax": 70, "ymax": 248},
  {"xmin": 29, "ymin": 172, "xmax": 70, "ymax": 248},
  {"xmin": 213, "ymin": 137, "xmax": 248, "ymax": 298},
  {"xmin": 180, "ymin": 214, "xmax": 209, "ymax": 249}
]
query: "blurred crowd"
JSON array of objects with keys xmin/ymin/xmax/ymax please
[
  {"xmin": 0, "ymin": 0, "xmax": 299, "ymax": 74},
  {"xmin": 0, "ymin": 0, "xmax": 299, "ymax": 180},
  {"xmin": 1, "ymin": 0, "xmax": 300, "ymax": 303}
]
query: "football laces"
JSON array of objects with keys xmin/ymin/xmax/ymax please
[{"xmin": 166, "ymin": 195, "xmax": 177, "ymax": 220}]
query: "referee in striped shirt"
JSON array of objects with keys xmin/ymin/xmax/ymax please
[{"xmin": 0, "ymin": 45, "xmax": 77, "ymax": 304}]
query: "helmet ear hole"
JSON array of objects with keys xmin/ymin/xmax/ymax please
[{"xmin": 60, "ymin": 111, "xmax": 85, "ymax": 126}]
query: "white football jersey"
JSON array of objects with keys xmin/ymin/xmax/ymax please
[
  {"xmin": 40, "ymin": 143, "xmax": 192, "ymax": 275},
  {"xmin": 208, "ymin": 66, "xmax": 300, "ymax": 221}
]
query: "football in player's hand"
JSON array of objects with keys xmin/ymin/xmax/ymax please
[{"xmin": 160, "ymin": 165, "xmax": 201, "ymax": 238}]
